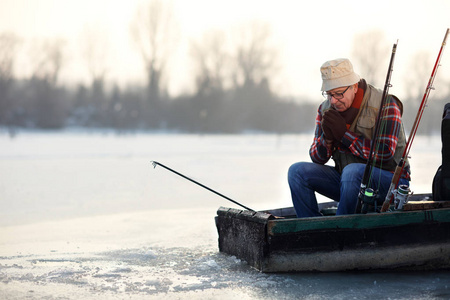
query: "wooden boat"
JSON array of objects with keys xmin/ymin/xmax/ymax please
[{"xmin": 215, "ymin": 194, "xmax": 450, "ymax": 272}]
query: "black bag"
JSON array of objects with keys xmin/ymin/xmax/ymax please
[{"xmin": 432, "ymin": 103, "xmax": 450, "ymax": 201}]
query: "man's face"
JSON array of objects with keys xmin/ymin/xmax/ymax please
[{"xmin": 325, "ymin": 84, "xmax": 357, "ymax": 112}]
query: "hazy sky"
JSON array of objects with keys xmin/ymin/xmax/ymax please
[{"xmin": 1, "ymin": 0, "xmax": 449, "ymax": 100}]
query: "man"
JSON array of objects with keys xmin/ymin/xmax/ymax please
[{"xmin": 288, "ymin": 58, "xmax": 410, "ymax": 217}]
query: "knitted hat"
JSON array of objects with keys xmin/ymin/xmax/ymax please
[{"xmin": 320, "ymin": 58, "xmax": 360, "ymax": 91}]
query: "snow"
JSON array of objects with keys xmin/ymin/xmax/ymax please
[{"xmin": 0, "ymin": 132, "xmax": 449, "ymax": 299}]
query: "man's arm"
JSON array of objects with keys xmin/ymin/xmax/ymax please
[{"xmin": 310, "ymin": 106, "xmax": 334, "ymax": 164}]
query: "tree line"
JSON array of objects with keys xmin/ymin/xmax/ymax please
[
  {"xmin": 0, "ymin": 0, "xmax": 319, "ymax": 135},
  {"xmin": 2, "ymin": 70, "xmax": 446, "ymax": 136},
  {"xmin": 0, "ymin": 75, "xmax": 317, "ymax": 134},
  {"xmin": 0, "ymin": 0, "xmax": 448, "ymax": 136}
]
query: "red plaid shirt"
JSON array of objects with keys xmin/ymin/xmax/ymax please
[{"xmin": 309, "ymin": 98, "xmax": 410, "ymax": 179}]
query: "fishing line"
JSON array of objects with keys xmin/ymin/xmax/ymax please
[{"xmin": 151, "ymin": 161, "xmax": 256, "ymax": 212}]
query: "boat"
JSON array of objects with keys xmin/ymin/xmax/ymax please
[{"xmin": 215, "ymin": 193, "xmax": 450, "ymax": 272}]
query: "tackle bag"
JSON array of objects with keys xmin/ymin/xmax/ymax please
[{"xmin": 432, "ymin": 102, "xmax": 450, "ymax": 201}]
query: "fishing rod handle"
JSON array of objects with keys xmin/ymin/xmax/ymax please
[
  {"xmin": 381, "ymin": 184, "xmax": 394, "ymax": 212},
  {"xmin": 381, "ymin": 161, "xmax": 404, "ymax": 212}
]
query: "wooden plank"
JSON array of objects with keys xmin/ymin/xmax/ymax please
[
  {"xmin": 403, "ymin": 201, "xmax": 450, "ymax": 211},
  {"xmin": 267, "ymin": 208, "xmax": 450, "ymax": 236}
]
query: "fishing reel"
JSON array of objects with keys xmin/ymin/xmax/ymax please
[
  {"xmin": 361, "ymin": 184, "xmax": 410, "ymax": 214},
  {"xmin": 393, "ymin": 184, "xmax": 411, "ymax": 210},
  {"xmin": 361, "ymin": 188, "xmax": 380, "ymax": 214}
]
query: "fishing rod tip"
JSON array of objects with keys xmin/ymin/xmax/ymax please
[{"xmin": 151, "ymin": 161, "xmax": 158, "ymax": 169}]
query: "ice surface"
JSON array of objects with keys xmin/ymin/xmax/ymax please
[{"xmin": 0, "ymin": 132, "xmax": 448, "ymax": 299}]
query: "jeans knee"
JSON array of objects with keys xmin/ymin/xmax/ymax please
[
  {"xmin": 341, "ymin": 163, "xmax": 365, "ymax": 182},
  {"xmin": 288, "ymin": 162, "xmax": 310, "ymax": 183},
  {"xmin": 288, "ymin": 162, "xmax": 302, "ymax": 180}
]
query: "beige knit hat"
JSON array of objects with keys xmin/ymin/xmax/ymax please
[{"xmin": 320, "ymin": 58, "xmax": 360, "ymax": 91}]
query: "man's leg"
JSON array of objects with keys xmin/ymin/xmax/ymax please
[
  {"xmin": 337, "ymin": 163, "xmax": 365, "ymax": 215},
  {"xmin": 288, "ymin": 162, "xmax": 340, "ymax": 218}
]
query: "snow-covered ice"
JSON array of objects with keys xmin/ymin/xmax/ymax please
[{"xmin": 1, "ymin": 132, "xmax": 449, "ymax": 299}]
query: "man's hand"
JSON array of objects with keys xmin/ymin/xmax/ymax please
[
  {"xmin": 322, "ymin": 109, "xmax": 347, "ymax": 141},
  {"xmin": 321, "ymin": 122, "xmax": 334, "ymax": 143}
]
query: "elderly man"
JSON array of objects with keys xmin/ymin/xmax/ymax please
[{"xmin": 288, "ymin": 58, "xmax": 410, "ymax": 217}]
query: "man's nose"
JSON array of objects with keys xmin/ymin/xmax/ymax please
[{"xmin": 330, "ymin": 96, "xmax": 339, "ymax": 104}]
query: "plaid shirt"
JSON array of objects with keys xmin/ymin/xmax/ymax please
[{"xmin": 309, "ymin": 99, "xmax": 410, "ymax": 179}]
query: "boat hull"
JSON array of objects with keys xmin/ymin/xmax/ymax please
[{"xmin": 215, "ymin": 198, "xmax": 450, "ymax": 272}]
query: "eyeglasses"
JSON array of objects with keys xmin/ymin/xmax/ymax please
[{"xmin": 322, "ymin": 85, "xmax": 351, "ymax": 100}]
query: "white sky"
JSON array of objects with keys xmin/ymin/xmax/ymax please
[{"xmin": 1, "ymin": 0, "xmax": 449, "ymax": 101}]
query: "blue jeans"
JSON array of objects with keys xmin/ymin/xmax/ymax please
[{"xmin": 287, "ymin": 162, "xmax": 409, "ymax": 217}]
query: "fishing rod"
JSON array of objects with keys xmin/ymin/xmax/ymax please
[
  {"xmin": 151, "ymin": 161, "xmax": 256, "ymax": 212},
  {"xmin": 356, "ymin": 41, "xmax": 398, "ymax": 213},
  {"xmin": 381, "ymin": 28, "xmax": 449, "ymax": 212}
]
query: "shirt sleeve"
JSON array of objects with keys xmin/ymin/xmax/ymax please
[
  {"xmin": 309, "ymin": 105, "xmax": 333, "ymax": 164},
  {"xmin": 340, "ymin": 96, "xmax": 401, "ymax": 162}
]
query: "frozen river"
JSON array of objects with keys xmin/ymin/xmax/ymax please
[{"xmin": 1, "ymin": 131, "xmax": 449, "ymax": 299}]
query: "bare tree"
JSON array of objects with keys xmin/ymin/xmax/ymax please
[
  {"xmin": 0, "ymin": 32, "xmax": 21, "ymax": 132},
  {"xmin": 185, "ymin": 30, "xmax": 231, "ymax": 132},
  {"xmin": 29, "ymin": 38, "xmax": 66, "ymax": 86},
  {"xmin": 352, "ymin": 30, "xmax": 390, "ymax": 87},
  {"xmin": 130, "ymin": 0, "xmax": 177, "ymax": 104},
  {"xmin": 81, "ymin": 26, "xmax": 109, "ymax": 86},
  {"xmin": 231, "ymin": 21, "xmax": 278, "ymax": 88},
  {"xmin": 404, "ymin": 51, "xmax": 431, "ymax": 102},
  {"xmin": 27, "ymin": 38, "xmax": 67, "ymax": 128},
  {"xmin": 0, "ymin": 32, "xmax": 20, "ymax": 83},
  {"xmin": 222, "ymin": 21, "xmax": 280, "ymax": 132},
  {"xmin": 190, "ymin": 29, "xmax": 230, "ymax": 94},
  {"xmin": 78, "ymin": 26, "xmax": 111, "ymax": 125}
]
